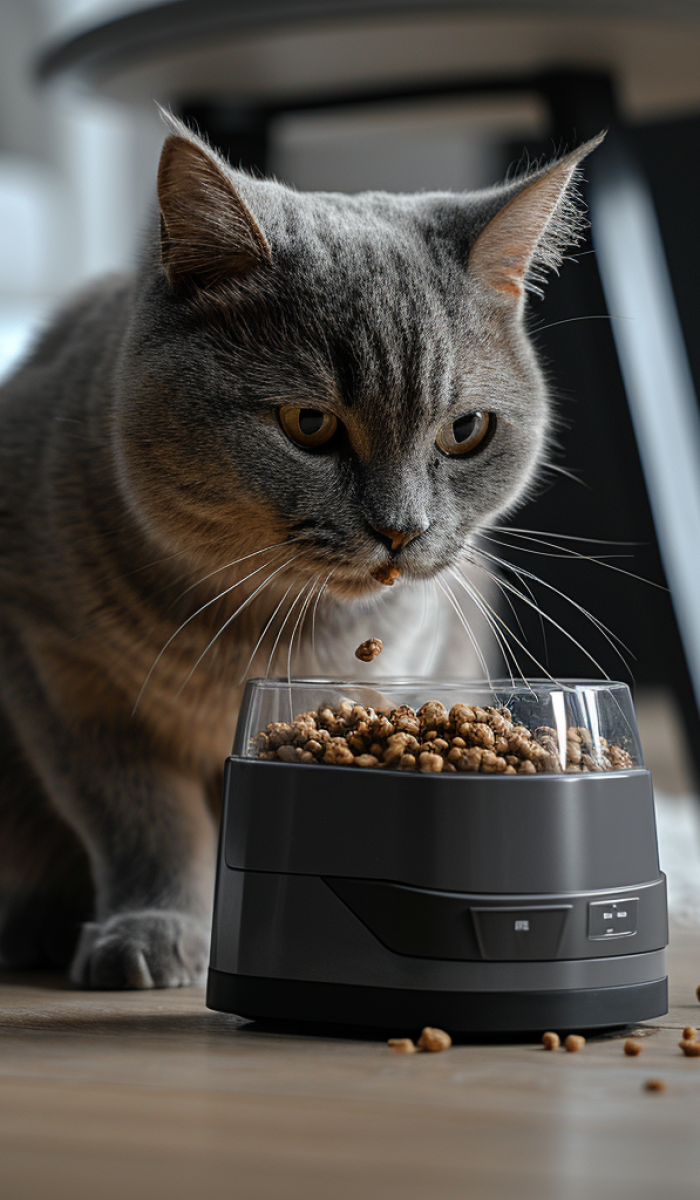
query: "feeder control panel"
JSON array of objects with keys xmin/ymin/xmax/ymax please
[{"xmin": 588, "ymin": 897, "xmax": 639, "ymax": 940}]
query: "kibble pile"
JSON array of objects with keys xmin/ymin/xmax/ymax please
[{"xmin": 254, "ymin": 700, "xmax": 635, "ymax": 774}]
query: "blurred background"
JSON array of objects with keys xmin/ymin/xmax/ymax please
[{"xmin": 3, "ymin": 2, "xmax": 700, "ymax": 877}]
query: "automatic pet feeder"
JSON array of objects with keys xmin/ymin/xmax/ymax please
[{"xmin": 207, "ymin": 679, "xmax": 668, "ymax": 1033}]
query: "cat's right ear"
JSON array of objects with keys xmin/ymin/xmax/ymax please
[{"xmin": 157, "ymin": 130, "xmax": 271, "ymax": 292}]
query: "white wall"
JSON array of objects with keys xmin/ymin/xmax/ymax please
[{"xmin": 0, "ymin": 0, "xmax": 165, "ymax": 379}]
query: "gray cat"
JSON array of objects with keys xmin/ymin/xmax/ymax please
[{"xmin": 0, "ymin": 117, "xmax": 602, "ymax": 987}]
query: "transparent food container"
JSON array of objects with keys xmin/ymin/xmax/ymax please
[{"xmin": 233, "ymin": 678, "xmax": 643, "ymax": 775}]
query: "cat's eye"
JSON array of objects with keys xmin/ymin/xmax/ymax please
[
  {"xmin": 436, "ymin": 411, "xmax": 493, "ymax": 457},
  {"xmin": 279, "ymin": 406, "xmax": 339, "ymax": 448}
]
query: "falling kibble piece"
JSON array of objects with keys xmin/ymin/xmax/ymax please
[
  {"xmin": 355, "ymin": 637, "xmax": 383, "ymax": 663},
  {"xmin": 679, "ymin": 1038, "xmax": 700, "ymax": 1057},
  {"xmin": 542, "ymin": 1032, "xmax": 560, "ymax": 1050},
  {"xmin": 624, "ymin": 1039, "xmax": 642, "ymax": 1057},
  {"xmin": 644, "ymin": 1079, "xmax": 667, "ymax": 1092},
  {"xmin": 388, "ymin": 1038, "xmax": 418, "ymax": 1054},
  {"xmin": 696, "ymin": 984, "xmax": 700, "ymax": 1004},
  {"xmin": 564, "ymin": 1034, "xmax": 586, "ymax": 1053},
  {"xmin": 417, "ymin": 1027, "xmax": 452, "ymax": 1052},
  {"xmin": 683, "ymin": 1026, "xmax": 697, "ymax": 1041}
]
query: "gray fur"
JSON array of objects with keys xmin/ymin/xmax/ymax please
[{"xmin": 0, "ymin": 127, "xmax": 601, "ymax": 986}]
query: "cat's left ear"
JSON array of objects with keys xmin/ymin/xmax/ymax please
[
  {"xmin": 156, "ymin": 116, "xmax": 271, "ymax": 291},
  {"xmin": 467, "ymin": 132, "xmax": 605, "ymax": 302}
]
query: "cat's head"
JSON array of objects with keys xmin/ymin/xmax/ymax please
[{"xmin": 115, "ymin": 119, "xmax": 602, "ymax": 601}]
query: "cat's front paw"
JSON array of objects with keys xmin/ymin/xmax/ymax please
[{"xmin": 70, "ymin": 910, "xmax": 210, "ymax": 989}]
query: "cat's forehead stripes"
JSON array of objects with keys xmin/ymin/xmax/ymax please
[{"xmin": 265, "ymin": 205, "xmax": 460, "ymax": 436}]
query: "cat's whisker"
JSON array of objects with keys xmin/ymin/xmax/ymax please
[
  {"xmin": 286, "ymin": 575, "xmax": 320, "ymax": 686},
  {"xmin": 131, "ymin": 557, "xmax": 293, "ymax": 713},
  {"xmin": 451, "ymin": 565, "xmax": 556, "ymax": 688},
  {"xmin": 468, "ymin": 550, "xmax": 615, "ymax": 679},
  {"xmin": 447, "ymin": 571, "xmax": 526, "ymax": 692},
  {"xmin": 236, "ymin": 579, "xmax": 298, "ymax": 685},
  {"xmin": 110, "ymin": 548, "xmax": 191, "ymax": 583},
  {"xmin": 484, "ymin": 537, "xmax": 634, "ymax": 561},
  {"xmin": 174, "ymin": 557, "xmax": 296, "ymax": 697},
  {"xmin": 484, "ymin": 528, "xmax": 666, "ymax": 591},
  {"xmin": 311, "ymin": 568, "xmax": 335, "ymax": 667},
  {"xmin": 467, "ymin": 571, "xmax": 544, "ymax": 692},
  {"xmin": 539, "ymin": 462, "xmax": 588, "ymax": 486},
  {"xmin": 425, "ymin": 580, "xmax": 441, "ymax": 675},
  {"xmin": 414, "ymin": 577, "xmax": 435, "ymax": 672},
  {"xmin": 489, "ymin": 525, "xmax": 640, "ymax": 546},
  {"xmin": 164, "ymin": 538, "xmax": 301, "ymax": 612},
  {"xmin": 473, "ymin": 543, "xmax": 633, "ymax": 661},
  {"xmin": 418, "ymin": 578, "xmax": 429, "ymax": 643},
  {"xmin": 298, "ymin": 573, "xmax": 324, "ymax": 661},
  {"xmin": 436, "ymin": 576, "xmax": 492, "ymax": 685},
  {"xmin": 533, "ymin": 313, "xmax": 631, "ymax": 335},
  {"xmin": 265, "ymin": 581, "xmax": 308, "ymax": 680},
  {"xmin": 483, "ymin": 528, "xmax": 654, "ymax": 657},
  {"xmin": 449, "ymin": 567, "xmax": 523, "ymax": 687},
  {"xmin": 471, "ymin": 545, "xmax": 531, "ymax": 644},
  {"xmin": 285, "ymin": 577, "xmax": 318, "ymax": 718}
]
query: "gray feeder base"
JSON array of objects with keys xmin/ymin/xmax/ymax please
[{"xmin": 207, "ymin": 969, "xmax": 668, "ymax": 1035}]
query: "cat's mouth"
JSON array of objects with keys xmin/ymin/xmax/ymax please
[
  {"xmin": 286, "ymin": 532, "xmax": 468, "ymax": 602},
  {"xmin": 316, "ymin": 553, "xmax": 454, "ymax": 602}
]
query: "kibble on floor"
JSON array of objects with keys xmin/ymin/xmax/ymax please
[
  {"xmin": 679, "ymin": 1038, "xmax": 700, "ymax": 1057},
  {"xmin": 387, "ymin": 1038, "xmax": 418, "ymax": 1054},
  {"xmin": 417, "ymin": 1028, "xmax": 452, "ymax": 1052}
]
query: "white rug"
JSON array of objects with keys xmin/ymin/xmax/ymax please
[{"xmin": 655, "ymin": 790, "xmax": 700, "ymax": 926}]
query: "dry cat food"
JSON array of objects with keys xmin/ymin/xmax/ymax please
[
  {"xmin": 564, "ymin": 1034, "xmax": 586, "ymax": 1053},
  {"xmin": 387, "ymin": 1027, "xmax": 452, "ymax": 1053},
  {"xmin": 624, "ymin": 1039, "xmax": 642, "ymax": 1057},
  {"xmin": 388, "ymin": 1038, "xmax": 418, "ymax": 1054},
  {"xmin": 679, "ymin": 1037, "xmax": 700, "ymax": 1057},
  {"xmin": 542, "ymin": 1032, "xmax": 560, "ymax": 1050},
  {"xmin": 644, "ymin": 1079, "xmax": 667, "ymax": 1093},
  {"xmin": 355, "ymin": 637, "xmax": 383, "ymax": 662},
  {"xmin": 683, "ymin": 1026, "xmax": 697, "ymax": 1040},
  {"xmin": 696, "ymin": 984, "xmax": 700, "ymax": 1003},
  {"xmin": 255, "ymin": 700, "xmax": 635, "ymax": 774},
  {"xmin": 417, "ymin": 1027, "xmax": 452, "ymax": 1052}
]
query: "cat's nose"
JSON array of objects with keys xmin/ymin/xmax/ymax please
[{"xmin": 370, "ymin": 525, "xmax": 425, "ymax": 553}]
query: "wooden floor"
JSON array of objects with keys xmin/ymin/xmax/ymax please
[{"xmin": 0, "ymin": 928, "xmax": 698, "ymax": 1200}]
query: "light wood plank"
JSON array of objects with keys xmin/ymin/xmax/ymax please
[{"xmin": 0, "ymin": 926, "xmax": 698, "ymax": 1199}]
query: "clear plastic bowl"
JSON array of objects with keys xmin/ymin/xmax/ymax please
[{"xmin": 233, "ymin": 678, "xmax": 643, "ymax": 775}]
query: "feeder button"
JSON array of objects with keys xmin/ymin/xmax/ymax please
[
  {"xmin": 470, "ymin": 906, "xmax": 571, "ymax": 960},
  {"xmin": 588, "ymin": 898, "xmax": 638, "ymax": 939}
]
